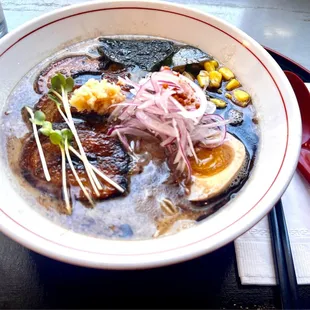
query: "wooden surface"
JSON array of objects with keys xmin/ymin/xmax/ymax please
[
  {"xmin": 2, "ymin": 0, "xmax": 310, "ymax": 69},
  {"xmin": 1, "ymin": 1, "xmax": 310, "ymax": 309}
]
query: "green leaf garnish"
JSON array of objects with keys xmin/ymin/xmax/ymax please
[
  {"xmin": 39, "ymin": 121, "xmax": 53, "ymax": 136},
  {"xmin": 50, "ymin": 73, "xmax": 74, "ymax": 94},
  {"xmin": 39, "ymin": 127, "xmax": 52, "ymax": 136},
  {"xmin": 30, "ymin": 110, "xmax": 46, "ymax": 125},
  {"xmin": 61, "ymin": 128, "xmax": 73, "ymax": 141},
  {"xmin": 49, "ymin": 130, "xmax": 62, "ymax": 145},
  {"xmin": 48, "ymin": 93, "xmax": 61, "ymax": 105},
  {"xmin": 42, "ymin": 121, "xmax": 52, "ymax": 130},
  {"xmin": 51, "ymin": 73, "xmax": 66, "ymax": 92},
  {"xmin": 25, "ymin": 106, "xmax": 51, "ymax": 182},
  {"xmin": 51, "ymin": 75, "xmax": 62, "ymax": 93},
  {"xmin": 30, "ymin": 118, "xmax": 44, "ymax": 126},
  {"xmin": 34, "ymin": 110, "xmax": 45, "ymax": 123},
  {"xmin": 65, "ymin": 77, "xmax": 74, "ymax": 92},
  {"xmin": 58, "ymin": 74, "xmax": 66, "ymax": 87}
]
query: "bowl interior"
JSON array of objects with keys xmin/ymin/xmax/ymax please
[{"xmin": 0, "ymin": 0, "xmax": 301, "ymax": 269}]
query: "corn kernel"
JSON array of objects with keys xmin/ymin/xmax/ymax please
[
  {"xmin": 225, "ymin": 93, "xmax": 232, "ymax": 100},
  {"xmin": 232, "ymin": 89, "xmax": 251, "ymax": 107},
  {"xmin": 226, "ymin": 78, "xmax": 241, "ymax": 91},
  {"xmin": 218, "ymin": 67, "xmax": 235, "ymax": 81},
  {"xmin": 209, "ymin": 71, "xmax": 222, "ymax": 88},
  {"xmin": 182, "ymin": 71, "xmax": 194, "ymax": 81},
  {"xmin": 211, "ymin": 60, "xmax": 219, "ymax": 69},
  {"xmin": 210, "ymin": 98, "xmax": 227, "ymax": 109},
  {"xmin": 197, "ymin": 70, "xmax": 210, "ymax": 88},
  {"xmin": 203, "ymin": 61, "xmax": 215, "ymax": 72}
]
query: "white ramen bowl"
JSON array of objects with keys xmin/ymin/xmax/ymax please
[{"xmin": 0, "ymin": 0, "xmax": 301, "ymax": 269}]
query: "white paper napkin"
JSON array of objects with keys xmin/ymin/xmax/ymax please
[
  {"xmin": 235, "ymin": 171, "xmax": 310, "ymax": 285},
  {"xmin": 235, "ymin": 83, "xmax": 310, "ymax": 286}
]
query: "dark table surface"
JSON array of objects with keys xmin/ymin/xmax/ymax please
[
  {"xmin": 1, "ymin": 1, "xmax": 310, "ymax": 309},
  {"xmin": 2, "ymin": 231, "xmax": 310, "ymax": 309},
  {"xmin": 0, "ymin": 233, "xmax": 280, "ymax": 309}
]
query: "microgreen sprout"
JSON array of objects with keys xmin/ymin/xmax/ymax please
[
  {"xmin": 45, "ymin": 125, "xmax": 95, "ymax": 211},
  {"xmin": 26, "ymin": 73, "xmax": 125, "ymax": 213},
  {"xmin": 31, "ymin": 110, "xmax": 46, "ymax": 125},
  {"xmin": 39, "ymin": 121, "xmax": 53, "ymax": 136},
  {"xmin": 61, "ymin": 128, "xmax": 73, "ymax": 141},
  {"xmin": 34, "ymin": 115, "xmax": 72, "ymax": 213},
  {"xmin": 47, "ymin": 73, "xmax": 125, "ymax": 196},
  {"xmin": 26, "ymin": 107, "xmax": 51, "ymax": 182},
  {"xmin": 27, "ymin": 107, "xmax": 95, "ymax": 212},
  {"xmin": 48, "ymin": 73, "xmax": 102, "ymax": 196}
]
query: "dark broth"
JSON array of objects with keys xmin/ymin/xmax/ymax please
[{"xmin": 1, "ymin": 36, "xmax": 259, "ymax": 240}]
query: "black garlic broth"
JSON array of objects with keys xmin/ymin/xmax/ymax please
[{"xmin": 1, "ymin": 36, "xmax": 259, "ymax": 240}]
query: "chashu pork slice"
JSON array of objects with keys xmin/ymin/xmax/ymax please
[{"xmin": 20, "ymin": 122, "xmax": 131, "ymax": 203}]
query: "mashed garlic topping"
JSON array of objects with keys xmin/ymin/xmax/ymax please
[{"xmin": 69, "ymin": 78, "xmax": 126, "ymax": 115}]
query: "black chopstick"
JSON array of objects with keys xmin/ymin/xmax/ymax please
[
  {"xmin": 275, "ymin": 200, "xmax": 300, "ymax": 307},
  {"xmin": 268, "ymin": 199, "xmax": 300, "ymax": 309}
]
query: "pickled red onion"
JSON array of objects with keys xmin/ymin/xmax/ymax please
[{"xmin": 108, "ymin": 67, "xmax": 230, "ymax": 183}]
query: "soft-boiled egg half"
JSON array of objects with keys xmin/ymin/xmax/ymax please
[{"xmin": 188, "ymin": 133, "xmax": 246, "ymax": 201}]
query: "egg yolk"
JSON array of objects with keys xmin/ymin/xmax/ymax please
[{"xmin": 190, "ymin": 144, "xmax": 234, "ymax": 176}]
